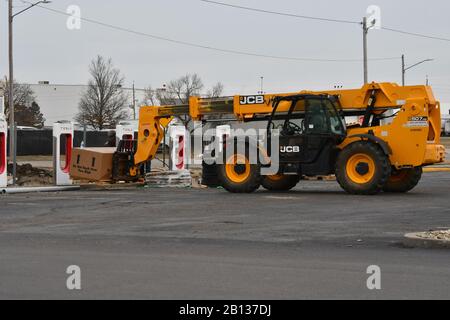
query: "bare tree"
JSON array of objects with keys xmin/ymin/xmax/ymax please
[
  {"xmin": 141, "ymin": 76, "xmax": 225, "ymax": 128},
  {"xmin": 166, "ymin": 74, "xmax": 204, "ymax": 104},
  {"xmin": 142, "ymin": 86, "xmax": 159, "ymax": 106},
  {"xmin": 2, "ymin": 77, "xmax": 36, "ymax": 122},
  {"xmin": 206, "ymin": 82, "xmax": 224, "ymax": 98},
  {"xmin": 76, "ymin": 56, "xmax": 129, "ymax": 130}
]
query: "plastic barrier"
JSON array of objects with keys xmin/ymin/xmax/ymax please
[
  {"xmin": 53, "ymin": 121, "xmax": 74, "ymax": 186},
  {"xmin": 169, "ymin": 126, "xmax": 187, "ymax": 171},
  {"xmin": 0, "ymin": 115, "xmax": 7, "ymax": 188}
]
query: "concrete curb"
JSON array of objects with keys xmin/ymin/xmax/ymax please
[
  {"xmin": 1, "ymin": 186, "xmax": 80, "ymax": 195},
  {"xmin": 79, "ymin": 183, "xmax": 144, "ymax": 191},
  {"xmin": 403, "ymin": 232, "xmax": 450, "ymax": 249}
]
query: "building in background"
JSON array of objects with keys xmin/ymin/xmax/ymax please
[{"xmin": 28, "ymin": 82, "xmax": 147, "ymax": 127}]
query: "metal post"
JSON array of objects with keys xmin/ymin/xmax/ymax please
[
  {"xmin": 402, "ymin": 54, "xmax": 405, "ymax": 86},
  {"xmin": 83, "ymin": 124, "xmax": 87, "ymax": 147},
  {"xmin": 259, "ymin": 76, "xmax": 264, "ymax": 94},
  {"xmin": 13, "ymin": 122, "xmax": 17, "ymax": 182},
  {"xmin": 363, "ymin": 17, "xmax": 368, "ymax": 84},
  {"xmin": 132, "ymin": 82, "xmax": 136, "ymax": 120},
  {"xmin": 163, "ymin": 126, "xmax": 166, "ymax": 168},
  {"xmin": 8, "ymin": 0, "xmax": 16, "ymax": 185}
]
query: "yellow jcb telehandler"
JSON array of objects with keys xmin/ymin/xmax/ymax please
[{"xmin": 92, "ymin": 82, "xmax": 446, "ymax": 195}]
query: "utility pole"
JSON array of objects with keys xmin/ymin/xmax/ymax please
[
  {"xmin": 132, "ymin": 82, "xmax": 136, "ymax": 120},
  {"xmin": 8, "ymin": 0, "xmax": 16, "ymax": 185},
  {"xmin": 402, "ymin": 54, "xmax": 405, "ymax": 86},
  {"xmin": 362, "ymin": 17, "xmax": 369, "ymax": 84}
]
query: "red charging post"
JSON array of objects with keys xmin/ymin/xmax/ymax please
[
  {"xmin": 0, "ymin": 115, "xmax": 7, "ymax": 188},
  {"xmin": 169, "ymin": 126, "xmax": 187, "ymax": 171}
]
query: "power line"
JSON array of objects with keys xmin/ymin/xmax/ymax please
[
  {"xmin": 381, "ymin": 27, "xmax": 450, "ymax": 43},
  {"xmin": 198, "ymin": 0, "xmax": 360, "ymax": 25},
  {"xmin": 29, "ymin": 2, "xmax": 399, "ymax": 63},
  {"xmin": 199, "ymin": 0, "xmax": 450, "ymax": 43}
]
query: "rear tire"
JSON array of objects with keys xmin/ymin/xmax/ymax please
[
  {"xmin": 261, "ymin": 175, "xmax": 300, "ymax": 191},
  {"xmin": 383, "ymin": 167, "xmax": 422, "ymax": 193},
  {"xmin": 336, "ymin": 141, "xmax": 391, "ymax": 195},
  {"xmin": 202, "ymin": 162, "xmax": 220, "ymax": 188},
  {"xmin": 217, "ymin": 153, "xmax": 261, "ymax": 193}
]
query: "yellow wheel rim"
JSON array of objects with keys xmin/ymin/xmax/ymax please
[
  {"xmin": 225, "ymin": 154, "xmax": 250, "ymax": 183},
  {"xmin": 346, "ymin": 153, "xmax": 376, "ymax": 184}
]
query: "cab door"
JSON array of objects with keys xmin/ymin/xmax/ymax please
[
  {"xmin": 303, "ymin": 97, "xmax": 332, "ymax": 163},
  {"xmin": 278, "ymin": 99, "xmax": 306, "ymax": 164}
]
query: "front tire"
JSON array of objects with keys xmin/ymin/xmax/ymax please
[
  {"xmin": 383, "ymin": 167, "xmax": 422, "ymax": 193},
  {"xmin": 217, "ymin": 153, "xmax": 261, "ymax": 193},
  {"xmin": 336, "ymin": 141, "xmax": 391, "ymax": 195},
  {"xmin": 261, "ymin": 175, "xmax": 300, "ymax": 191}
]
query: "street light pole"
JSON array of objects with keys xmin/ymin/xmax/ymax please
[
  {"xmin": 258, "ymin": 76, "xmax": 264, "ymax": 95},
  {"xmin": 7, "ymin": 0, "xmax": 51, "ymax": 186},
  {"xmin": 8, "ymin": 0, "xmax": 15, "ymax": 185},
  {"xmin": 362, "ymin": 17, "xmax": 369, "ymax": 84},
  {"xmin": 401, "ymin": 55, "xmax": 434, "ymax": 86}
]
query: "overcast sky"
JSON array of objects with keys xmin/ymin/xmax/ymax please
[{"xmin": 1, "ymin": 0, "xmax": 450, "ymax": 101}]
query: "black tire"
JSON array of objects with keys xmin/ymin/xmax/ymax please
[
  {"xmin": 201, "ymin": 162, "xmax": 220, "ymax": 188},
  {"xmin": 383, "ymin": 167, "xmax": 422, "ymax": 193},
  {"xmin": 261, "ymin": 175, "xmax": 300, "ymax": 191},
  {"xmin": 336, "ymin": 141, "xmax": 391, "ymax": 195},
  {"xmin": 217, "ymin": 153, "xmax": 261, "ymax": 193}
]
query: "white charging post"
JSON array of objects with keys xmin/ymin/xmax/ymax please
[
  {"xmin": 0, "ymin": 113, "xmax": 7, "ymax": 188},
  {"xmin": 53, "ymin": 121, "xmax": 74, "ymax": 186},
  {"xmin": 116, "ymin": 124, "xmax": 135, "ymax": 145},
  {"xmin": 169, "ymin": 126, "xmax": 187, "ymax": 171},
  {"xmin": 215, "ymin": 125, "xmax": 231, "ymax": 154}
]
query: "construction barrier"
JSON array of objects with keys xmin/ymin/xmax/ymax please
[
  {"xmin": 169, "ymin": 126, "xmax": 187, "ymax": 171},
  {"xmin": 0, "ymin": 114, "xmax": 7, "ymax": 188},
  {"xmin": 53, "ymin": 121, "xmax": 74, "ymax": 186}
]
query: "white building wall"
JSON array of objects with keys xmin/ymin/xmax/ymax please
[
  {"xmin": 441, "ymin": 103, "xmax": 450, "ymax": 117},
  {"xmin": 29, "ymin": 83, "xmax": 146, "ymax": 126}
]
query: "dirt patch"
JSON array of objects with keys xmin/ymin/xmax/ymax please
[{"xmin": 8, "ymin": 163, "xmax": 53, "ymax": 187}]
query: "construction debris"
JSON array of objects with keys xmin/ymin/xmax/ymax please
[
  {"xmin": 416, "ymin": 230, "xmax": 450, "ymax": 241},
  {"xmin": 8, "ymin": 163, "xmax": 53, "ymax": 187},
  {"xmin": 145, "ymin": 170, "xmax": 193, "ymax": 188}
]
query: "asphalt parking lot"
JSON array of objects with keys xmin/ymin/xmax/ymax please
[{"xmin": 1, "ymin": 173, "xmax": 450, "ymax": 299}]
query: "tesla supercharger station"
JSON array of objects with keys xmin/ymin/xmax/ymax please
[
  {"xmin": 116, "ymin": 124, "xmax": 135, "ymax": 146},
  {"xmin": 169, "ymin": 126, "xmax": 187, "ymax": 171},
  {"xmin": 215, "ymin": 125, "xmax": 231, "ymax": 154},
  {"xmin": 53, "ymin": 122, "xmax": 74, "ymax": 186},
  {"xmin": 0, "ymin": 114, "xmax": 7, "ymax": 188}
]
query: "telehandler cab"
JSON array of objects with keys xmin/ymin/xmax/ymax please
[{"xmin": 88, "ymin": 82, "xmax": 446, "ymax": 195}]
